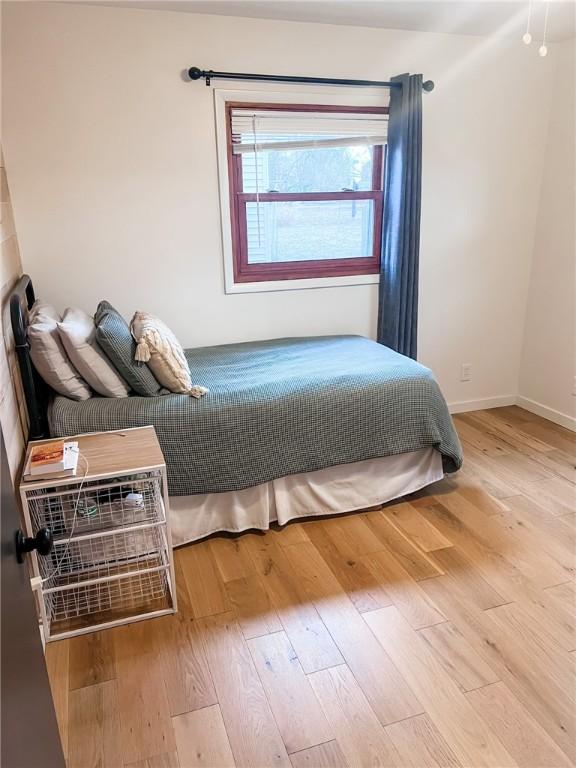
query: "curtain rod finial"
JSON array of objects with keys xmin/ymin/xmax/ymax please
[
  {"xmin": 188, "ymin": 67, "xmax": 204, "ymax": 80},
  {"xmin": 422, "ymin": 80, "xmax": 435, "ymax": 92}
]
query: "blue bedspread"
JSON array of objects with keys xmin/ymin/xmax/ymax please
[{"xmin": 49, "ymin": 335, "xmax": 462, "ymax": 495}]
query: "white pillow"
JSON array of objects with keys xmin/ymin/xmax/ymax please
[
  {"xmin": 58, "ymin": 308, "xmax": 130, "ymax": 398},
  {"xmin": 130, "ymin": 311, "xmax": 208, "ymax": 398},
  {"xmin": 28, "ymin": 301, "xmax": 92, "ymax": 401}
]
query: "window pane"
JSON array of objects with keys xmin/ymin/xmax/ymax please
[
  {"xmin": 241, "ymin": 142, "xmax": 375, "ymax": 194},
  {"xmin": 245, "ymin": 200, "xmax": 375, "ymax": 264}
]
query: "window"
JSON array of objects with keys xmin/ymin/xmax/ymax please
[{"xmin": 225, "ymin": 102, "xmax": 388, "ymax": 283}]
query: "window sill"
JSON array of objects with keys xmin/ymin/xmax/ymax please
[{"xmin": 224, "ymin": 273, "xmax": 379, "ymax": 294}]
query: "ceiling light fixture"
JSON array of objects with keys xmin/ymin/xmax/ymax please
[
  {"xmin": 523, "ymin": 0, "xmax": 533, "ymax": 43},
  {"xmin": 539, "ymin": 1, "xmax": 550, "ymax": 56}
]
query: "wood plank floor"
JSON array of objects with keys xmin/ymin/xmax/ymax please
[{"xmin": 46, "ymin": 406, "xmax": 576, "ymax": 768}]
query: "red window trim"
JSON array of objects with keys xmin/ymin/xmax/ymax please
[{"xmin": 225, "ymin": 101, "xmax": 388, "ymax": 283}]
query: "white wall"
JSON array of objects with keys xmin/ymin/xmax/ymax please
[
  {"xmin": 518, "ymin": 37, "xmax": 576, "ymax": 429},
  {"xmin": 2, "ymin": 1, "xmax": 555, "ymax": 405}
]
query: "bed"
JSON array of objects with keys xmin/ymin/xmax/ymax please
[{"xmin": 11, "ymin": 275, "xmax": 463, "ymax": 544}]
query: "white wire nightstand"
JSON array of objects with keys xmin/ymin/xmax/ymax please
[{"xmin": 19, "ymin": 427, "xmax": 177, "ymax": 641}]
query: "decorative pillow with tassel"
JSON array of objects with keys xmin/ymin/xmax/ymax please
[{"xmin": 130, "ymin": 311, "xmax": 208, "ymax": 398}]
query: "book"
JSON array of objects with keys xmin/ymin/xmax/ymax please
[
  {"xmin": 24, "ymin": 441, "xmax": 79, "ymax": 481},
  {"xmin": 29, "ymin": 440, "xmax": 65, "ymax": 473}
]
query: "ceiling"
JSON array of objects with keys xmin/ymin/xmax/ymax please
[{"xmin": 70, "ymin": 1, "xmax": 576, "ymax": 42}]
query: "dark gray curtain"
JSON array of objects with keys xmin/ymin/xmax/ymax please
[{"xmin": 377, "ymin": 73, "xmax": 423, "ymax": 359}]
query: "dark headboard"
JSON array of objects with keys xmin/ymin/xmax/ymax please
[{"xmin": 9, "ymin": 274, "xmax": 51, "ymax": 440}]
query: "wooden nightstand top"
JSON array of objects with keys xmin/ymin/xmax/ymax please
[{"xmin": 20, "ymin": 426, "xmax": 165, "ymax": 490}]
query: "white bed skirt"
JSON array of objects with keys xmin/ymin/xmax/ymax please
[{"xmin": 169, "ymin": 448, "xmax": 443, "ymax": 546}]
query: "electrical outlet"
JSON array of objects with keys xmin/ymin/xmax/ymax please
[
  {"xmin": 572, "ymin": 377, "xmax": 576, "ymax": 397},
  {"xmin": 460, "ymin": 363, "xmax": 472, "ymax": 382}
]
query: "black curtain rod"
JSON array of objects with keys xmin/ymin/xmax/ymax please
[{"xmin": 187, "ymin": 67, "xmax": 435, "ymax": 91}]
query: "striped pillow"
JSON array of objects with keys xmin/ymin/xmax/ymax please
[{"xmin": 94, "ymin": 301, "xmax": 162, "ymax": 397}]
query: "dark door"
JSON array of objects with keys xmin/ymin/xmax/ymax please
[{"xmin": 1, "ymin": 426, "xmax": 66, "ymax": 768}]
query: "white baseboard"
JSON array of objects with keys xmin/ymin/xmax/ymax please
[
  {"xmin": 448, "ymin": 395, "xmax": 517, "ymax": 415},
  {"xmin": 516, "ymin": 396, "xmax": 576, "ymax": 432},
  {"xmin": 448, "ymin": 393, "xmax": 576, "ymax": 432}
]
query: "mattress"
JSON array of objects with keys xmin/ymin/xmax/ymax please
[{"xmin": 49, "ymin": 335, "xmax": 463, "ymax": 495}]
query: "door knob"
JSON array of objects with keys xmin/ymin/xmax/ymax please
[{"xmin": 15, "ymin": 528, "xmax": 53, "ymax": 564}]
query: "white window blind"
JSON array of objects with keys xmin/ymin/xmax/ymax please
[{"xmin": 231, "ymin": 109, "xmax": 388, "ymax": 154}]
